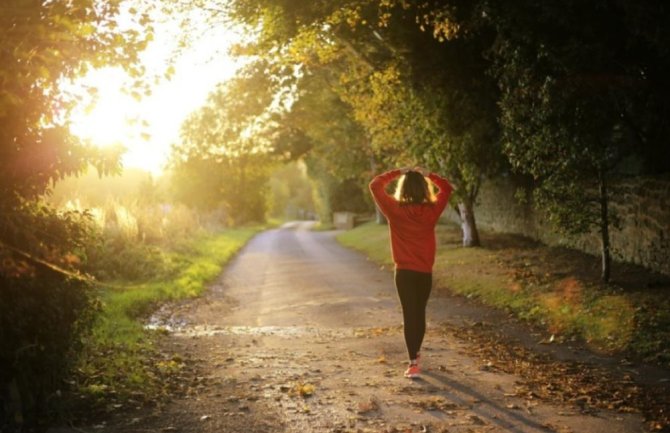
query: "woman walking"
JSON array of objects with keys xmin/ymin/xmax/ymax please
[{"xmin": 369, "ymin": 167, "xmax": 452, "ymax": 378}]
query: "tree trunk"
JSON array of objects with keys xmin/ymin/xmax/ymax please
[
  {"xmin": 598, "ymin": 171, "xmax": 611, "ymax": 282},
  {"xmin": 369, "ymin": 154, "xmax": 387, "ymax": 225},
  {"xmin": 457, "ymin": 198, "xmax": 480, "ymax": 247},
  {"xmin": 375, "ymin": 207, "xmax": 387, "ymax": 225}
]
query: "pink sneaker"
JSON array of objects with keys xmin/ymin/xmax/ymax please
[{"xmin": 404, "ymin": 362, "xmax": 420, "ymax": 378}]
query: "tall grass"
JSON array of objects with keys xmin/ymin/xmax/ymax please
[
  {"xmin": 75, "ymin": 227, "xmax": 261, "ymax": 408},
  {"xmin": 53, "ymin": 192, "xmax": 263, "ymax": 412}
]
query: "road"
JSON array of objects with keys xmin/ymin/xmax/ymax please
[{"xmin": 103, "ymin": 221, "xmax": 647, "ymax": 433}]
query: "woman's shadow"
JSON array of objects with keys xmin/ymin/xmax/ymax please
[{"xmin": 412, "ymin": 369, "xmax": 555, "ymax": 433}]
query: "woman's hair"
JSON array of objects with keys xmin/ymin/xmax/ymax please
[{"xmin": 394, "ymin": 170, "xmax": 435, "ymax": 205}]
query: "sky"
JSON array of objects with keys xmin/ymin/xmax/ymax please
[{"xmin": 68, "ymin": 6, "xmax": 246, "ymax": 175}]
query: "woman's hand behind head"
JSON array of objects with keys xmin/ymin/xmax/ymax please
[{"xmin": 412, "ymin": 166, "xmax": 430, "ymax": 177}]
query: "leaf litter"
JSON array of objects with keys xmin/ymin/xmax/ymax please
[{"xmin": 442, "ymin": 321, "xmax": 670, "ymax": 431}]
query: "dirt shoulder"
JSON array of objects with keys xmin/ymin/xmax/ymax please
[{"xmin": 429, "ymin": 293, "xmax": 670, "ymax": 432}]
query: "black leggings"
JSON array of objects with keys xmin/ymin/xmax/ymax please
[{"xmin": 394, "ymin": 269, "xmax": 432, "ymax": 361}]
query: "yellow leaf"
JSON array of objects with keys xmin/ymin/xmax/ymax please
[{"xmin": 296, "ymin": 383, "xmax": 314, "ymax": 397}]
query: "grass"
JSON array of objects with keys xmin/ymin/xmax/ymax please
[
  {"xmin": 74, "ymin": 226, "xmax": 261, "ymax": 409},
  {"xmin": 337, "ymin": 221, "xmax": 670, "ymax": 367}
]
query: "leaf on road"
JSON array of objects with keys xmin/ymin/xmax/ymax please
[
  {"xmin": 356, "ymin": 397, "xmax": 379, "ymax": 414},
  {"xmin": 292, "ymin": 382, "xmax": 315, "ymax": 397}
]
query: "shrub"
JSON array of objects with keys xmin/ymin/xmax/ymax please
[
  {"xmin": 84, "ymin": 236, "xmax": 175, "ymax": 281},
  {"xmin": 0, "ymin": 268, "xmax": 97, "ymax": 431},
  {"xmin": 80, "ymin": 202, "xmax": 202, "ymax": 281},
  {"xmin": 0, "ymin": 201, "xmax": 100, "ymax": 430}
]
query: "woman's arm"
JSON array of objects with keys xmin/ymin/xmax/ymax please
[
  {"xmin": 369, "ymin": 169, "xmax": 402, "ymax": 216},
  {"xmin": 427, "ymin": 172, "xmax": 453, "ymax": 216}
]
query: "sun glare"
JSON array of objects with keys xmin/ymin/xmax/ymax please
[
  {"xmin": 67, "ymin": 8, "xmax": 246, "ymax": 175},
  {"xmin": 69, "ymin": 68, "xmax": 139, "ymax": 146}
]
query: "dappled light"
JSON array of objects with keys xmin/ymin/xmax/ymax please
[{"xmin": 66, "ymin": 7, "xmax": 246, "ymax": 174}]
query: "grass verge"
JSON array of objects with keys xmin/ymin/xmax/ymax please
[
  {"xmin": 71, "ymin": 227, "xmax": 261, "ymax": 416},
  {"xmin": 337, "ymin": 221, "xmax": 670, "ymax": 367}
]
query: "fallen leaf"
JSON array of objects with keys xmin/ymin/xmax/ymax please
[
  {"xmin": 292, "ymin": 383, "xmax": 315, "ymax": 397},
  {"xmin": 357, "ymin": 397, "xmax": 379, "ymax": 414}
]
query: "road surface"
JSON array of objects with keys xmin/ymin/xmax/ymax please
[{"xmin": 102, "ymin": 221, "xmax": 647, "ymax": 433}]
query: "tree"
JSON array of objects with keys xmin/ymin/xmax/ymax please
[
  {"xmin": 286, "ymin": 69, "xmax": 377, "ymax": 223},
  {"xmin": 1, "ymin": 0, "xmax": 153, "ymax": 269},
  {"xmin": 268, "ymin": 161, "xmax": 316, "ymax": 220},
  {"xmin": 1, "ymin": 0, "xmax": 151, "ymax": 201},
  {"xmin": 225, "ymin": 0, "xmax": 505, "ymax": 246},
  {"xmin": 333, "ymin": 2, "xmax": 503, "ymax": 245},
  {"xmin": 170, "ymin": 61, "xmax": 283, "ymax": 224},
  {"xmin": 489, "ymin": 0, "xmax": 670, "ymax": 281},
  {"xmin": 0, "ymin": 0, "xmax": 153, "ymax": 427}
]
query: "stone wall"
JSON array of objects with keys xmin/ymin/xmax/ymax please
[{"xmin": 445, "ymin": 175, "xmax": 670, "ymax": 276}]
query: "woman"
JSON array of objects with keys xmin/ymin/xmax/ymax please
[{"xmin": 369, "ymin": 167, "xmax": 452, "ymax": 378}]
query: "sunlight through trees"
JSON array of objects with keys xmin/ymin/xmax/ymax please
[{"xmin": 2, "ymin": 0, "xmax": 669, "ymax": 429}]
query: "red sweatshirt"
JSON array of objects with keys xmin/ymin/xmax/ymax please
[{"xmin": 369, "ymin": 169, "xmax": 452, "ymax": 273}]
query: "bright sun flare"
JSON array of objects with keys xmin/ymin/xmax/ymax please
[
  {"xmin": 68, "ymin": 10, "xmax": 244, "ymax": 175},
  {"xmin": 69, "ymin": 69, "xmax": 139, "ymax": 146}
]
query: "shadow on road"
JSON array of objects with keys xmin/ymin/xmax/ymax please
[{"xmin": 421, "ymin": 370, "xmax": 554, "ymax": 433}]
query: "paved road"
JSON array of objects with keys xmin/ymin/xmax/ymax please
[
  {"xmin": 113, "ymin": 222, "xmax": 647, "ymax": 433},
  {"xmin": 189, "ymin": 220, "xmax": 399, "ymax": 329}
]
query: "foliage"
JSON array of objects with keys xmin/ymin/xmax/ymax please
[
  {"xmin": 50, "ymin": 170, "xmax": 209, "ymax": 281},
  {"xmin": 0, "ymin": 2, "xmax": 154, "ymax": 426},
  {"xmin": 224, "ymin": 0, "xmax": 670, "ymax": 253},
  {"xmin": 50, "ymin": 168, "xmax": 164, "ymax": 208},
  {"xmin": 488, "ymin": 0, "xmax": 670, "ymax": 280},
  {"xmin": 86, "ymin": 202, "xmax": 208, "ymax": 280},
  {"xmin": 0, "ymin": 202, "xmax": 98, "ymax": 430},
  {"xmin": 170, "ymin": 62, "xmax": 286, "ymax": 224},
  {"xmin": 0, "ymin": 271, "xmax": 98, "ymax": 430},
  {"xmin": 340, "ymin": 1, "xmax": 503, "ymax": 192},
  {"xmin": 225, "ymin": 0, "xmax": 504, "ymax": 245},
  {"xmin": 1, "ymin": 192, "xmax": 206, "ymax": 428},
  {"xmin": 268, "ymin": 161, "xmax": 316, "ymax": 220},
  {"xmin": 0, "ymin": 0, "xmax": 156, "ymax": 275},
  {"xmin": 0, "ymin": 0, "xmax": 152, "ymax": 203},
  {"xmin": 330, "ymin": 178, "xmax": 372, "ymax": 214},
  {"xmin": 287, "ymin": 68, "xmax": 376, "ymax": 220},
  {"xmin": 290, "ymin": 69, "xmax": 372, "ymax": 178},
  {"xmin": 85, "ymin": 236, "xmax": 176, "ymax": 282}
]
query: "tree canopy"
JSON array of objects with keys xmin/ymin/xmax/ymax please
[
  {"xmin": 1, "ymin": 0, "xmax": 153, "ymax": 266},
  {"xmin": 170, "ymin": 61, "xmax": 290, "ymax": 223},
  {"xmin": 1, "ymin": 1, "xmax": 155, "ymax": 427},
  {"xmin": 219, "ymin": 0, "xmax": 670, "ymax": 274},
  {"xmin": 223, "ymin": 0, "xmax": 508, "ymax": 245},
  {"xmin": 488, "ymin": 0, "xmax": 670, "ymax": 280}
]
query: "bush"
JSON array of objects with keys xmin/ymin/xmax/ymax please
[
  {"xmin": 0, "ymin": 201, "xmax": 100, "ymax": 430},
  {"xmin": 0, "ymin": 269, "xmax": 97, "ymax": 431},
  {"xmin": 84, "ymin": 237, "xmax": 176, "ymax": 281},
  {"xmin": 81, "ymin": 202, "xmax": 204, "ymax": 281},
  {"xmin": 0, "ymin": 194, "xmax": 232, "ymax": 429}
]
